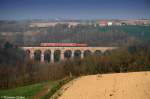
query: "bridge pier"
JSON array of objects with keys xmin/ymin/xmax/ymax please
[
  {"xmin": 41, "ymin": 50, "xmax": 45, "ymax": 63},
  {"xmin": 30, "ymin": 53, "xmax": 34, "ymax": 59},
  {"xmin": 41, "ymin": 54, "xmax": 44, "ymax": 63},
  {"xmin": 81, "ymin": 50, "xmax": 84, "ymax": 59},
  {"xmin": 71, "ymin": 50, "xmax": 74, "ymax": 58},
  {"xmin": 60, "ymin": 51, "xmax": 65, "ymax": 61},
  {"xmin": 51, "ymin": 50, "xmax": 54, "ymax": 63}
]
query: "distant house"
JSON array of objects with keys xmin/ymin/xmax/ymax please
[
  {"xmin": 98, "ymin": 20, "xmax": 108, "ymax": 26},
  {"xmin": 108, "ymin": 22, "xmax": 113, "ymax": 26},
  {"xmin": 97, "ymin": 21, "xmax": 113, "ymax": 26}
]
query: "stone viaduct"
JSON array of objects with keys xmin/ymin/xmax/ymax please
[{"xmin": 21, "ymin": 46, "xmax": 116, "ymax": 63}]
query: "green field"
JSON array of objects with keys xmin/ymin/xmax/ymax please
[
  {"xmin": 0, "ymin": 80, "xmax": 58, "ymax": 99},
  {"xmin": 0, "ymin": 77, "xmax": 74, "ymax": 99},
  {"xmin": 98, "ymin": 25, "xmax": 150, "ymax": 41}
]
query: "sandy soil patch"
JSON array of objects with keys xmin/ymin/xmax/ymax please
[{"xmin": 57, "ymin": 72, "xmax": 150, "ymax": 99}]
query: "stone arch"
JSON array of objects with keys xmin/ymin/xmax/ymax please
[
  {"xmin": 104, "ymin": 50, "xmax": 111, "ymax": 55},
  {"xmin": 64, "ymin": 50, "xmax": 72, "ymax": 59},
  {"xmin": 34, "ymin": 50, "xmax": 41, "ymax": 62},
  {"xmin": 94, "ymin": 50, "xmax": 102, "ymax": 56},
  {"xmin": 54, "ymin": 50, "xmax": 61, "ymax": 62},
  {"xmin": 74, "ymin": 50, "xmax": 81, "ymax": 59},
  {"xmin": 25, "ymin": 49, "xmax": 31, "ymax": 58},
  {"xmin": 84, "ymin": 50, "xmax": 92, "ymax": 57},
  {"xmin": 44, "ymin": 50, "xmax": 51, "ymax": 63}
]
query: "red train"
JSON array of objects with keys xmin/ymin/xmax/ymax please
[{"xmin": 40, "ymin": 43, "xmax": 88, "ymax": 47}]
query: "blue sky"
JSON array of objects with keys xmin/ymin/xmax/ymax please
[{"xmin": 0, "ymin": 0, "xmax": 150, "ymax": 20}]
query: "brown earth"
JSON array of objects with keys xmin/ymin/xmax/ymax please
[
  {"xmin": 56, "ymin": 71, "xmax": 150, "ymax": 99},
  {"xmin": 34, "ymin": 84, "xmax": 51, "ymax": 99}
]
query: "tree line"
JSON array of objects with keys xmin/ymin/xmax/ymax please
[
  {"xmin": 1, "ymin": 22, "xmax": 148, "ymax": 46},
  {"xmin": 0, "ymin": 41, "xmax": 150, "ymax": 89}
]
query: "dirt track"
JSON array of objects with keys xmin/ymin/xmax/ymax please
[{"xmin": 57, "ymin": 72, "xmax": 150, "ymax": 99}]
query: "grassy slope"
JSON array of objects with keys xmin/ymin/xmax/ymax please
[{"xmin": 0, "ymin": 81, "xmax": 57, "ymax": 99}]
